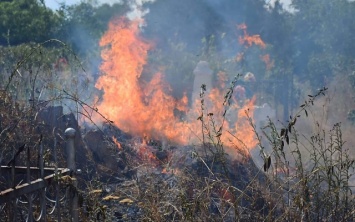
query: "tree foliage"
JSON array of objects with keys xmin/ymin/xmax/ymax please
[
  {"xmin": 56, "ymin": 2, "xmax": 129, "ymax": 56},
  {"xmin": 0, "ymin": 0, "xmax": 59, "ymax": 45},
  {"xmin": 288, "ymin": 0, "xmax": 355, "ymax": 87}
]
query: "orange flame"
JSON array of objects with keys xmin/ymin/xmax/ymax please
[
  {"xmin": 232, "ymin": 96, "xmax": 257, "ymax": 150},
  {"xmin": 94, "ymin": 18, "xmax": 258, "ymax": 154},
  {"xmin": 112, "ymin": 136, "xmax": 122, "ymax": 150},
  {"xmin": 95, "ymin": 18, "xmax": 188, "ymax": 144},
  {"xmin": 260, "ymin": 54, "xmax": 274, "ymax": 70},
  {"xmin": 137, "ymin": 145, "xmax": 158, "ymax": 164},
  {"xmin": 237, "ymin": 23, "xmax": 266, "ymax": 49}
]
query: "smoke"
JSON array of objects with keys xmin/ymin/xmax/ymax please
[
  {"xmin": 266, "ymin": 0, "xmax": 295, "ymax": 12},
  {"xmin": 126, "ymin": 0, "xmax": 156, "ymax": 20},
  {"xmin": 91, "ymin": 0, "xmax": 156, "ymax": 20},
  {"xmin": 80, "ymin": 0, "xmax": 355, "ymax": 148}
]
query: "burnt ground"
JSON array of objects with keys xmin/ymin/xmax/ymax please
[{"xmin": 6, "ymin": 105, "xmax": 266, "ymax": 221}]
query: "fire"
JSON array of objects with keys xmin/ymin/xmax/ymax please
[
  {"xmin": 260, "ymin": 54, "xmax": 274, "ymax": 70},
  {"xmin": 236, "ymin": 24, "xmax": 273, "ymax": 71},
  {"xmin": 232, "ymin": 96, "xmax": 257, "ymax": 150},
  {"xmin": 94, "ymin": 17, "xmax": 258, "ymax": 155},
  {"xmin": 95, "ymin": 17, "xmax": 188, "ymax": 144},
  {"xmin": 237, "ymin": 23, "xmax": 266, "ymax": 49},
  {"xmin": 137, "ymin": 144, "xmax": 158, "ymax": 164},
  {"xmin": 112, "ymin": 136, "xmax": 122, "ymax": 150}
]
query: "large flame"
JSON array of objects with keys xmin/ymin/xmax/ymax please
[
  {"xmin": 95, "ymin": 18, "xmax": 258, "ymax": 152},
  {"xmin": 95, "ymin": 18, "xmax": 188, "ymax": 144}
]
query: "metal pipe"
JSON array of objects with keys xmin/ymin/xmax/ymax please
[
  {"xmin": 64, "ymin": 128, "xmax": 78, "ymax": 222},
  {"xmin": 64, "ymin": 128, "xmax": 76, "ymax": 172}
]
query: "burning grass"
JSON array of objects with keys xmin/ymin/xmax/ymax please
[
  {"xmin": 99, "ymin": 87, "xmax": 354, "ymax": 221},
  {"xmin": 83, "ymin": 18, "xmax": 354, "ymax": 221}
]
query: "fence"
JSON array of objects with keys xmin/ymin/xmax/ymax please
[{"xmin": 0, "ymin": 128, "xmax": 79, "ymax": 222}]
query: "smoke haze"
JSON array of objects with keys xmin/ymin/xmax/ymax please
[{"xmin": 50, "ymin": 0, "xmax": 355, "ymax": 160}]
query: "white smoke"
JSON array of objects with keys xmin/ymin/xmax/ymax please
[
  {"xmin": 93, "ymin": 0, "xmax": 157, "ymax": 21},
  {"xmin": 126, "ymin": 0, "xmax": 156, "ymax": 20},
  {"xmin": 266, "ymin": 0, "xmax": 296, "ymax": 13}
]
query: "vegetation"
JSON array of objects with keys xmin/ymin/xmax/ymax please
[{"xmin": 0, "ymin": 0, "xmax": 354, "ymax": 221}]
